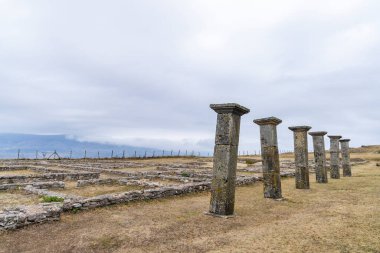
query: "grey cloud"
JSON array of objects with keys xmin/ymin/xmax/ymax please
[{"xmin": 0, "ymin": 0, "xmax": 379, "ymax": 152}]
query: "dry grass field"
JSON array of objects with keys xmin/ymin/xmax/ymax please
[
  {"xmin": 0, "ymin": 190, "xmax": 41, "ymax": 209},
  {"xmin": 0, "ymin": 148, "xmax": 379, "ymax": 253},
  {"xmin": 51, "ymin": 181, "xmax": 144, "ymax": 198}
]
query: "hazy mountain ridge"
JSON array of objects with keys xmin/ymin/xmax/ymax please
[{"xmin": 0, "ymin": 133, "xmax": 159, "ymax": 159}]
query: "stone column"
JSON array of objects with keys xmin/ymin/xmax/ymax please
[
  {"xmin": 309, "ymin": 131, "xmax": 328, "ymax": 183},
  {"xmin": 328, "ymin": 135, "xmax": 342, "ymax": 179},
  {"xmin": 289, "ymin": 126, "xmax": 312, "ymax": 189},
  {"xmin": 209, "ymin": 103, "xmax": 250, "ymax": 216},
  {"xmin": 340, "ymin": 139, "xmax": 352, "ymax": 177},
  {"xmin": 253, "ymin": 117, "xmax": 282, "ymax": 199}
]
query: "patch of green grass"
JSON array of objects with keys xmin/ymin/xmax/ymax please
[
  {"xmin": 181, "ymin": 172, "xmax": 191, "ymax": 177},
  {"xmin": 41, "ymin": 196, "xmax": 64, "ymax": 203}
]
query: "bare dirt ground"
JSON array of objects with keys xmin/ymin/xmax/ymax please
[{"xmin": 0, "ymin": 149, "xmax": 379, "ymax": 253}]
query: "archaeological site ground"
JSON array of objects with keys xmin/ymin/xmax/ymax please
[{"xmin": 0, "ymin": 145, "xmax": 379, "ymax": 252}]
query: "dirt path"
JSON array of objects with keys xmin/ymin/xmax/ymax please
[{"xmin": 1, "ymin": 162, "xmax": 379, "ymax": 253}]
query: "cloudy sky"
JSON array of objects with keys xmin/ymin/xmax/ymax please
[{"xmin": 0, "ymin": 0, "xmax": 379, "ymax": 153}]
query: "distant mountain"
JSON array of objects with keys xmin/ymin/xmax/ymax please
[{"xmin": 0, "ymin": 133, "xmax": 161, "ymax": 159}]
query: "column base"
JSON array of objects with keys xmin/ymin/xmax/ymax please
[{"xmin": 204, "ymin": 212, "xmax": 236, "ymax": 219}]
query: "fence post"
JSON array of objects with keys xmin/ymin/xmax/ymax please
[
  {"xmin": 84, "ymin": 150, "xmax": 87, "ymax": 159},
  {"xmin": 134, "ymin": 150, "xmax": 137, "ymax": 157},
  {"xmin": 35, "ymin": 150, "xmax": 38, "ymax": 159},
  {"xmin": 171, "ymin": 150, "xmax": 173, "ymax": 156},
  {"xmin": 17, "ymin": 149, "xmax": 20, "ymax": 159},
  {"xmin": 122, "ymin": 150, "xmax": 125, "ymax": 159}
]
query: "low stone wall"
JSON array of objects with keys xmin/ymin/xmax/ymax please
[
  {"xmin": 0, "ymin": 181, "xmax": 65, "ymax": 191},
  {"xmin": 76, "ymin": 178, "xmax": 118, "ymax": 187},
  {"xmin": 24, "ymin": 185, "xmax": 81, "ymax": 201},
  {"xmin": 69, "ymin": 182, "xmax": 211, "ymax": 210},
  {"xmin": 118, "ymin": 179, "xmax": 162, "ymax": 188},
  {"xmin": 0, "ymin": 172, "xmax": 100, "ymax": 184},
  {"xmin": 29, "ymin": 166, "xmax": 68, "ymax": 173},
  {"xmin": 0, "ymin": 203, "xmax": 62, "ymax": 230},
  {"xmin": 143, "ymin": 175, "xmax": 206, "ymax": 183},
  {"xmin": 0, "ymin": 166, "xmax": 28, "ymax": 171}
]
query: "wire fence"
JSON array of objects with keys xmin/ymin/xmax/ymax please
[{"xmin": 5, "ymin": 148, "xmax": 295, "ymax": 160}]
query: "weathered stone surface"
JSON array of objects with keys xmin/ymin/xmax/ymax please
[
  {"xmin": 340, "ymin": 139, "xmax": 352, "ymax": 177},
  {"xmin": 0, "ymin": 203, "xmax": 62, "ymax": 230},
  {"xmin": 309, "ymin": 131, "xmax": 328, "ymax": 183},
  {"xmin": 214, "ymin": 113, "xmax": 242, "ymax": 146},
  {"xmin": 0, "ymin": 172, "xmax": 99, "ymax": 184},
  {"xmin": 289, "ymin": 126, "xmax": 311, "ymax": 189},
  {"xmin": 209, "ymin": 103, "xmax": 249, "ymax": 215},
  {"xmin": 209, "ymin": 145, "xmax": 238, "ymax": 215},
  {"xmin": 210, "ymin": 103, "xmax": 250, "ymax": 116},
  {"xmin": 0, "ymin": 181, "xmax": 65, "ymax": 191},
  {"xmin": 328, "ymin": 135, "xmax": 342, "ymax": 179},
  {"xmin": 254, "ymin": 117, "xmax": 282, "ymax": 199}
]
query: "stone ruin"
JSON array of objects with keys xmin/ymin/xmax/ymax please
[
  {"xmin": 207, "ymin": 103, "xmax": 358, "ymax": 217},
  {"xmin": 0, "ymin": 103, "xmax": 361, "ymax": 229}
]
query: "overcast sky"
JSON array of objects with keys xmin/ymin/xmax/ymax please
[{"xmin": 0, "ymin": 0, "xmax": 379, "ymax": 152}]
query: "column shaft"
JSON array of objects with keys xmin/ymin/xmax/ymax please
[
  {"xmin": 309, "ymin": 132, "xmax": 328, "ymax": 183},
  {"xmin": 209, "ymin": 103, "xmax": 249, "ymax": 216},
  {"xmin": 328, "ymin": 136, "xmax": 342, "ymax": 179},
  {"xmin": 289, "ymin": 126, "xmax": 311, "ymax": 189},
  {"xmin": 254, "ymin": 117, "xmax": 282, "ymax": 199},
  {"xmin": 340, "ymin": 139, "xmax": 352, "ymax": 177}
]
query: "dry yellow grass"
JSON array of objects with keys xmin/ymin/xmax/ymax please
[
  {"xmin": 0, "ymin": 190, "xmax": 41, "ymax": 208},
  {"xmin": 51, "ymin": 181, "xmax": 144, "ymax": 198},
  {"xmin": 0, "ymin": 149, "xmax": 379, "ymax": 253},
  {"xmin": 0, "ymin": 170, "xmax": 39, "ymax": 176}
]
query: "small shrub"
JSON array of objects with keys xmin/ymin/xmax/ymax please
[
  {"xmin": 246, "ymin": 159, "xmax": 259, "ymax": 165},
  {"xmin": 42, "ymin": 196, "xmax": 64, "ymax": 203},
  {"xmin": 245, "ymin": 160, "xmax": 254, "ymax": 165},
  {"xmin": 181, "ymin": 172, "xmax": 191, "ymax": 177}
]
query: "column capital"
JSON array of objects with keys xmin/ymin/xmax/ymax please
[
  {"xmin": 253, "ymin": 117, "xmax": 282, "ymax": 126},
  {"xmin": 210, "ymin": 103, "xmax": 250, "ymax": 116},
  {"xmin": 309, "ymin": 131, "xmax": 327, "ymax": 136},
  {"xmin": 339, "ymin": 139, "xmax": 351, "ymax": 142},
  {"xmin": 288, "ymin": 126, "xmax": 311, "ymax": 132},
  {"xmin": 328, "ymin": 135, "xmax": 342, "ymax": 139}
]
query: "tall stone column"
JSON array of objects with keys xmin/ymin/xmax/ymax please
[
  {"xmin": 289, "ymin": 126, "xmax": 312, "ymax": 189},
  {"xmin": 328, "ymin": 135, "xmax": 342, "ymax": 179},
  {"xmin": 253, "ymin": 117, "xmax": 282, "ymax": 199},
  {"xmin": 209, "ymin": 103, "xmax": 250, "ymax": 216},
  {"xmin": 309, "ymin": 131, "xmax": 328, "ymax": 183},
  {"xmin": 340, "ymin": 139, "xmax": 352, "ymax": 177}
]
